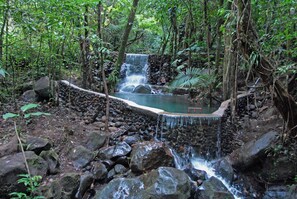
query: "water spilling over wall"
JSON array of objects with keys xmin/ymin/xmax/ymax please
[
  {"xmin": 58, "ymin": 80, "xmax": 251, "ymax": 159},
  {"xmin": 118, "ymin": 54, "xmax": 149, "ymax": 93}
]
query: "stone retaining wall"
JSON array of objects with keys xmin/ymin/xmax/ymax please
[{"xmin": 58, "ymin": 81, "xmax": 251, "ymax": 159}]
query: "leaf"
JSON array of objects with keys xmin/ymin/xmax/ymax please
[
  {"xmin": 21, "ymin": 104, "xmax": 39, "ymax": 112},
  {"xmin": 0, "ymin": 68, "xmax": 8, "ymax": 77},
  {"xmin": 3, "ymin": 113, "xmax": 19, "ymax": 120},
  {"xmin": 24, "ymin": 112, "xmax": 51, "ymax": 119}
]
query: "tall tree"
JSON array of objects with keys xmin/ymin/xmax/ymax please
[
  {"xmin": 111, "ymin": 0, "xmax": 140, "ymax": 87},
  {"xmin": 235, "ymin": 0, "xmax": 297, "ymax": 137}
]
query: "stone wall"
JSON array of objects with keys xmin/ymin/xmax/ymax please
[{"xmin": 58, "ymin": 81, "xmax": 251, "ymax": 159}]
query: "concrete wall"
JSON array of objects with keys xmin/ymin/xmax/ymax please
[{"xmin": 58, "ymin": 80, "xmax": 251, "ymax": 159}]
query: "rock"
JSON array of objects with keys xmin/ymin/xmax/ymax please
[
  {"xmin": 98, "ymin": 142, "xmax": 131, "ymax": 160},
  {"xmin": 45, "ymin": 173, "xmax": 80, "ymax": 199},
  {"xmin": 91, "ymin": 162, "xmax": 107, "ymax": 181},
  {"xmin": 94, "ymin": 167, "xmax": 191, "ymax": 199},
  {"xmin": 115, "ymin": 156, "xmax": 129, "ymax": 167},
  {"xmin": 75, "ymin": 173, "xmax": 94, "ymax": 199},
  {"xmin": 123, "ymin": 135, "xmax": 140, "ymax": 146},
  {"xmin": 199, "ymin": 176, "xmax": 234, "ymax": 199},
  {"xmin": 263, "ymin": 185, "xmax": 297, "ymax": 199},
  {"xmin": 183, "ymin": 165, "xmax": 207, "ymax": 182},
  {"xmin": 94, "ymin": 178, "xmax": 144, "ymax": 199},
  {"xmin": 107, "ymin": 168, "xmax": 116, "ymax": 181},
  {"xmin": 25, "ymin": 136, "xmax": 52, "ymax": 155},
  {"xmin": 227, "ymin": 131, "xmax": 278, "ymax": 170},
  {"xmin": 70, "ymin": 145, "xmax": 95, "ymax": 168},
  {"xmin": 139, "ymin": 167, "xmax": 192, "ymax": 199},
  {"xmin": 133, "ymin": 85, "xmax": 152, "ymax": 94},
  {"xmin": 0, "ymin": 136, "xmax": 19, "ymax": 158},
  {"xmin": 0, "ymin": 151, "xmax": 48, "ymax": 197},
  {"xmin": 213, "ymin": 158, "xmax": 234, "ymax": 184},
  {"xmin": 39, "ymin": 149, "xmax": 60, "ymax": 174},
  {"xmin": 21, "ymin": 90, "xmax": 38, "ymax": 102},
  {"xmin": 114, "ymin": 164, "xmax": 128, "ymax": 174},
  {"xmin": 101, "ymin": 159, "xmax": 115, "ymax": 170},
  {"xmin": 85, "ymin": 132, "xmax": 107, "ymax": 151},
  {"xmin": 130, "ymin": 141, "xmax": 173, "ymax": 173},
  {"xmin": 34, "ymin": 76, "xmax": 51, "ymax": 99}
]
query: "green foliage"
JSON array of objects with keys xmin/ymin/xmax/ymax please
[
  {"xmin": 170, "ymin": 67, "xmax": 218, "ymax": 90},
  {"xmin": 10, "ymin": 174, "xmax": 44, "ymax": 199},
  {"xmin": 2, "ymin": 103, "xmax": 50, "ymax": 121},
  {"xmin": 0, "ymin": 67, "xmax": 8, "ymax": 77}
]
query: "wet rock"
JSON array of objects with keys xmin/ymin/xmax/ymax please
[
  {"xmin": 133, "ymin": 85, "xmax": 152, "ymax": 94},
  {"xmin": 213, "ymin": 158, "xmax": 234, "ymax": 184},
  {"xmin": 39, "ymin": 149, "xmax": 60, "ymax": 174},
  {"xmin": 94, "ymin": 167, "xmax": 191, "ymax": 199},
  {"xmin": 123, "ymin": 135, "xmax": 140, "ymax": 145},
  {"xmin": 227, "ymin": 131, "xmax": 278, "ymax": 170},
  {"xmin": 34, "ymin": 76, "xmax": 51, "ymax": 99},
  {"xmin": 199, "ymin": 176, "xmax": 234, "ymax": 199},
  {"xmin": 97, "ymin": 142, "xmax": 131, "ymax": 160},
  {"xmin": 91, "ymin": 162, "xmax": 107, "ymax": 181},
  {"xmin": 45, "ymin": 173, "xmax": 80, "ymax": 199},
  {"xmin": 0, "ymin": 151, "xmax": 48, "ymax": 198},
  {"xmin": 183, "ymin": 165, "xmax": 207, "ymax": 182},
  {"xmin": 94, "ymin": 178, "xmax": 144, "ymax": 199},
  {"xmin": 25, "ymin": 136, "xmax": 52, "ymax": 155},
  {"xmin": 21, "ymin": 90, "xmax": 38, "ymax": 102},
  {"xmin": 70, "ymin": 145, "xmax": 95, "ymax": 168},
  {"xmin": 139, "ymin": 167, "xmax": 192, "ymax": 199},
  {"xmin": 130, "ymin": 141, "xmax": 174, "ymax": 173},
  {"xmin": 75, "ymin": 173, "xmax": 94, "ymax": 199},
  {"xmin": 0, "ymin": 136, "xmax": 19, "ymax": 158},
  {"xmin": 85, "ymin": 132, "xmax": 107, "ymax": 151}
]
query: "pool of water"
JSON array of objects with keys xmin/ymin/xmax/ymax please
[{"xmin": 112, "ymin": 92, "xmax": 217, "ymax": 114}]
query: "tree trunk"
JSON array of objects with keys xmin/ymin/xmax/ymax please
[
  {"xmin": 97, "ymin": 2, "xmax": 110, "ymax": 133},
  {"xmin": 235, "ymin": 0, "xmax": 297, "ymax": 137},
  {"xmin": 214, "ymin": 0, "xmax": 224, "ymax": 75},
  {"xmin": 81, "ymin": 5, "xmax": 90, "ymax": 89},
  {"xmin": 113, "ymin": 0, "xmax": 139, "ymax": 80},
  {"xmin": 222, "ymin": 2, "xmax": 234, "ymax": 101}
]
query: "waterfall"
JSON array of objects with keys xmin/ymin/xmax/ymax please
[{"xmin": 118, "ymin": 54, "xmax": 149, "ymax": 93}]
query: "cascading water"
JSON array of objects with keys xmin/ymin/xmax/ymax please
[
  {"xmin": 118, "ymin": 54, "xmax": 149, "ymax": 93},
  {"xmin": 169, "ymin": 146, "xmax": 243, "ymax": 199}
]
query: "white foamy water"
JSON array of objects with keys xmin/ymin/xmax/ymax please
[{"xmin": 191, "ymin": 157, "xmax": 242, "ymax": 199}]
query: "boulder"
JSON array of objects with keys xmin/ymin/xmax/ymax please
[
  {"xmin": 94, "ymin": 178, "xmax": 144, "ymax": 199},
  {"xmin": 0, "ymin": 151, "xmax": 48, "ymax": 197},
  {"xmin": 70, "ymin": 145, "xmax": 95, "ymax": 168},
  {"xmin": 25, "ymin": 136, "xmax": 52, "ymax": 155},
  {"xmin": 91, "ymin": 162, "xmax": 108, "ymax": 181},
  {"xmin": 139, "ymin": 167, "xmax": 192, "ymax": 199},
  {"xmin": 85, "ymin": 132, "xmax": 107, "ymax": 151},
  {"xmin": 75, "ymin": 173, "xmax": 94, "ymax": 199},
  {"xmin": 39, "ymin": 149, "xmax": 60, "ymax": 174},
  {"xmin": 34, "ymin": 76, "xmax": 51, "ymax": 99},
  {"xmin": 94, "ymin": 167, "xmax": 192, "ymax": 199},
  {"xmin": 133, "ymin": 85, "xmax": 151, "ymax": 94},
  {"xmin": 227, "ymin": 131, "xmax": 278, "ymax": 170},
  {"xmin": 21, "ymin": 90, "xmax": 38, "ymax": 102},
  {"xmin": 198, "ymin": 177, "xmax": 234, "ymax": 199},
  {"xmin": 45, "ymin": 173, "xmax": 80, "ymax": 199},
  {"xmin": 212, "ymin": 158, "xmax": 234, "ymax": 184},
  {"xmin": 97, "ymin": 142, "xmax": 131, "ymax": 160},
  {"xmin": 0, "ymin": 136, "xmax": 19, "ymax": 158},
  {"xmin": 130, "ymin": 141, "xmax": 173, "ymax": 173}
]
